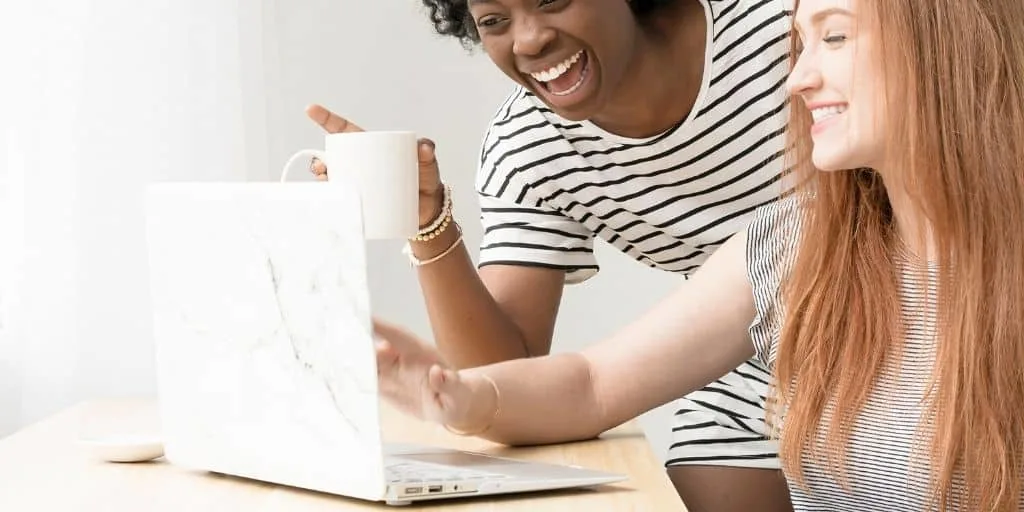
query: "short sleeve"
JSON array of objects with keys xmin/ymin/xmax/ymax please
[
  {"xmin": 473, "ymin": 88, "xmax": 599, "ymax": 284},
  {"xmin": 476, "ymin": 191, "xmax": 598, "ymax": 284},
  {"xmin": 746, "ymin": 197, "xmax": 802, "ymax": 367}
]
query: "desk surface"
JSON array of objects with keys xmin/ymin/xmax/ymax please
[{"xmin": 0, "ymin": 399, "xmax": 682, "ymax": 511}]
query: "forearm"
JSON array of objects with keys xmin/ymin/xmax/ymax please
[
  {"xmin": 409, "ymin": 226, "xmax": 531, "ymax": 368},
  {"xmin": 446, "ymin": 230, "xmax": 759, "ymax": 448},
  {"xmin": 458, "ymin": 352, "xmax": 609, "ymax": 446}
]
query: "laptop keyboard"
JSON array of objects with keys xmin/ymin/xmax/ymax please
[{"xmin": 386, "ymin": 459, "xmax": 509, "ymax": 484}]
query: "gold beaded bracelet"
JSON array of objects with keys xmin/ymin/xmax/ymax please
[
  {"xmin": 411, "ymin": 185, "xmax": 453, "ymax": 242},
  {"xmin": 412, "ymin": 213, "xmax": 452, "ymax": 242}
]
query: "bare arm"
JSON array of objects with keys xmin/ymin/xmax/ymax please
[
  {"xmin": 376, "ymin": 229, "xmax": 757, "ymax": 446},
  {"xmin": 411, "ymin": 229, "xmax": 564, "ymax": 368},
  {"xmin": 462, "ymin": 230, "xmax": 755, "ymax": 445}
]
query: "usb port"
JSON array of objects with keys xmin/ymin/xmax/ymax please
[
  {"xmin": 404, "ymin": 486, "xmax": 423, "ymax": 494},
  {"xmin": 427, "ymin": 485, "xmax": 443, "ymax": 493}
]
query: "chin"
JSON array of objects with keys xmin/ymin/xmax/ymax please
[
  {"xmin": 812, "ymin": 147, "xmax": 882, "ymax": 173},
  {"xmin": 811, "ymin": 141, "xmax": 875, "ymax": 171},
  {"xmin": 528, "ymin": 87, "xmax": 602, "ymax": 122},
  {"xmin": 810, "ymin": 151, "xmax": 849, "ymax": 172}
]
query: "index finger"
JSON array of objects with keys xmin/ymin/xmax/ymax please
[
  {"xmin": 305, "ymin": 104, "xmax": 365, "ymax": 134},
  {"xmin": 372, "ymin": 318, "xmax": 412, "ymax": 344}
]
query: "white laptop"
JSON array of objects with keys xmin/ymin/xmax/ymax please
[{"xmin": 143, "ymin": 182, "xmax": 625, "ymax": 506}]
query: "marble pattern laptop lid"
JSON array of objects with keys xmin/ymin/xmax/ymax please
[{"xmin": 145, "ymin": 183, "xmax": 387, "ymax": 500}]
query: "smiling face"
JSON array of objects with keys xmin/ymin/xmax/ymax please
[
  {"xmin": 467, "ymin": 0, "xmax": 640, "ymax": 121},
  {"xmin": 787, "ymin": 0, "xmax": 886, "ymax": 171}
]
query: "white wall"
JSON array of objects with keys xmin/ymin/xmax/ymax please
[
  {"xmin": 1, "ymin": 0, "xmax": 277, "ymax": 433},
  {"xmin": 2, "ymin": 0, "xmax": 681, "ymax": 458}
]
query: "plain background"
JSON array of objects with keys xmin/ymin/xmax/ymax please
[{"xmin": 1, "ymin": 0, "xmax": 681, "ymax": 458}]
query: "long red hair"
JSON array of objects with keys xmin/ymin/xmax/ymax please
[{"xmin": 774, "ymin": 1, "xmax": 1024, "ymax": 510}]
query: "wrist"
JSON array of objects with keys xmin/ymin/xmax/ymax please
[
  {"xmin": 444, "ymin": 373, "xmax": 500, "ymax": 436},
  {"xmin": 404, "ymin": 184, "xmax": 462, "ymax": 266},
  {"xmin": 412, "ymin": 184, "xmax": 453, "ymax": 242},
  {"xmin": 418, "ymin": 185, "xmax": 445, "ymax": 228},
  {"xmin": 408, "ymin": 222, "xmax": 461, "ymax": 261}
]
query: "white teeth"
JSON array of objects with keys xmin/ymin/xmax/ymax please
[
  {"xmin": 530, "ymin": 51, "xmax": 583, "ymax": 82},
  {"xmin": 811, "ymin": 105, "xmax": 847, "ymax": 123},
  {"xmin": 549, "ymin": 66, "xmax": 587, "ymax": 96}
]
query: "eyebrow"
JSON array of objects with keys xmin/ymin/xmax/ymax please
[
  {"xmin": 468, "ymin": 0, "xmax": 497, "ymax": 6},
  {"xmin": 794, "ymin": 6, "xmax": 854, "ymax": 35}
]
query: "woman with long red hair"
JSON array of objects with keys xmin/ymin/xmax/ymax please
[{"xmin": 372, "ymin": 0, "xmax": 1024, "ymax": 508}]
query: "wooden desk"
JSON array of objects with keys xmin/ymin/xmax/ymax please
[{"xmin": 0, "ymin": 399, "xmax": 682, "ymax": 511}]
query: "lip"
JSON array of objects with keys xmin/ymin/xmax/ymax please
[
  {"xmin": 526, "ymin": 50, "xmax": 595, "ymax": 111},
  {"xmin": 805, "ymin": 101, "xmax": 846, "ymax": 110},
  {"xmin": 807, "ymin": 101, "xmax": 847, "ymax": 136},
  {"xmin": 810, "ymin": 115, "xmax": 840, "ymax": 136}
]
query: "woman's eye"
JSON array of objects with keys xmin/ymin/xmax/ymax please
[
  {"xmin": 478, "ymin": 16, "xmax": 501, "ymax": 28},
  {"xmin": 823, "ymin": 33, "xmax": 847, "ymax": 45}
]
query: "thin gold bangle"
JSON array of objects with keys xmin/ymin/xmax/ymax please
[
  {"xmin": 402, "ymin": 229, "xmax": 463, "ymax": 267},
  {"xmin": 443, "ymin": 374, "xmax": 501, "ymax": 437}
]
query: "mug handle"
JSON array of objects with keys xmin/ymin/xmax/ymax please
[{"xmin": 280, "ymin": 149, "xmax": 326, "ymax": 182}]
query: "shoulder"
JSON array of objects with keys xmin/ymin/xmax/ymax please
[
  {"xmin": 746, "ymin": 194, "xmax": 803, "ymax": 271},
  {"xmin": 476, "ymin": 87, "xmax": 578, "ymax": 197},
  {"xmin": 705, "ymin": 0, "xmax": 792, "ymax": 21},
  {"xmin": 705, "ymin": 0, "xmax": 792, "ymax": 42},
  {"xmin": 745, "ymin": 194, "xmax": 804, "ymax": 366},
  {"xmin": 746, "ymin": 195, "xmax": 805, "ymax": 314},
  {"xmin": 481, "ymin": 87, "xmax": 554, "ymax": 144}
]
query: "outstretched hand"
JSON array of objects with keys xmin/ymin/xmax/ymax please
[{"xmin": 373, "ymin": 319, "xmax": 481, "ymax": 430}]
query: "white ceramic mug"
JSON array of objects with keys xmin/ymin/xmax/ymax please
[{"xmin": 281, "ymin": 131, "xmax": 419, "ymax": 240}]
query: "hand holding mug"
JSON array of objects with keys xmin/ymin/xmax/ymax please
[
  {"xmin": 305, "ymin": 104, "xmax": 445, "ymax": 228},
  {"xmin": 281, "ymin": 107, "xmax": 422, "ymax": 239}
]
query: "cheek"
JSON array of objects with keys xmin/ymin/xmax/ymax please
[
  {"xmin": 850, "ymin": 87, "xmax": 887, "ymax": 159},
  {"xmin": 848, "ymin": 48, "xmax": 887, "ymax": 141},
  {"xmin": 583, "ymin": 13, "xmax": 637, "ymax": 78},
  {"xmin": 483, "ymin": 43, "xmax": 527, "ymax": 86},
  {"xmin": 865, "ymin": 88, "xmax": 887, "ymax": 141}
]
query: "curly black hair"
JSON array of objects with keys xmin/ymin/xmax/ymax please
[{"xmin": 422, "ymin": 0, "xmax": 677, "ymax": 48}]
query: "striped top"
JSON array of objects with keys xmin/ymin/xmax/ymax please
[
  {"xmin": 475, "ymin": 0, "xmax": 792, "ymax": 284},
  {"xmin": 746, "ymin": 200, "xmax": 1019, "ymax": 510}
]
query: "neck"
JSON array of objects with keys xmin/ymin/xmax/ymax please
[
  {"xmin": 589, "ymin": 0, "xmax": 708, "ymax": 138},
  {"xmin": 881, "ymin": 169, "xmax": 936, "ymax": 261}
]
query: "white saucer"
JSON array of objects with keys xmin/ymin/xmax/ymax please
[{"xmin": 79, "ymin": 435, "xmax": 165, "ymax": 463}]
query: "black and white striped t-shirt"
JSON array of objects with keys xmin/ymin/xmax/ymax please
[
  {"xmin": 746, "ymin": 200, "xmax": 1021, "ymax": 510},
  {"xmin": 476, "ymin": 0, "xmax": 792, "ymax": 285},
  {"xmin": 474, "ymin": 0, "xmax": 793, "ymax": 468}
]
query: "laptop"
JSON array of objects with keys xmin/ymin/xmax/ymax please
[{"xmin": 143, "ymin": 182, "xmax": 625, "ymax": 506}]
